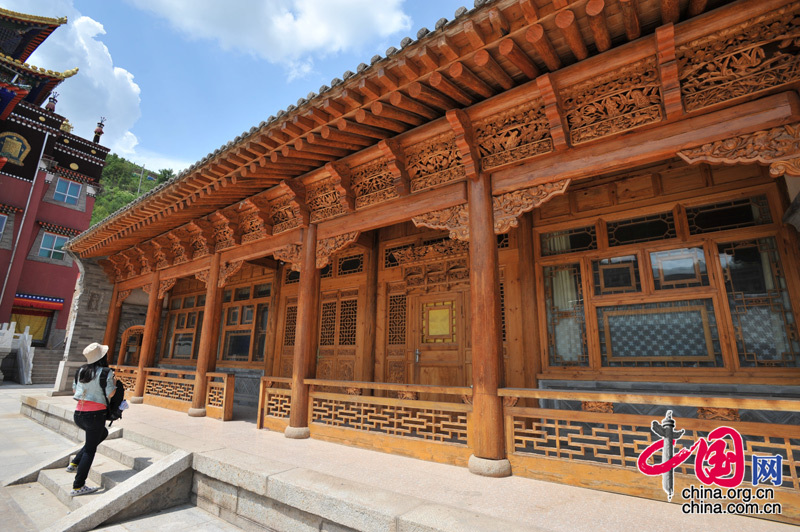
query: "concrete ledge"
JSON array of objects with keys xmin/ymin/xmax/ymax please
[
  {"xmin": 2, "ymin": 443, "xmax": 82, "ymax": 486},
  {"xmin": 129, "ymin": 396, "xmax": 143, "ymax": 404},
  {"xmin": 397, "ymin": 503, "xmax": 541, "ymax": 532},
  {"xmin": 467, "ymin": 455, "xmax": 511, "ymax": 478},
  {"xmin": 188, "ymin": 407, "xmax": 206, "ymax": 417},
  {"xmin": 284, "ymin": 426, "xmax": 310, "ymax": 439},
  {"xmin": 193, "ymin": 448, "xmax": 294, "ymax": 497},
  {"xmin": 43, "ymin": 449, "xmax": 193, "ymax": 532}
]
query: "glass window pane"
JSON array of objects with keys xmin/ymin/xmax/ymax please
[
  {"xmin": 65, "ymin": 194, "xmax": 78, "ymax": 205},
  {"xmin": 338, "ymin": 255, "xmax": 363, "ymax": 275},
  {"xmin": 54, "ymin": 236, "xmax": 67, "ymax": 250},
  {"xmin": 183, "ymin": 296, "xmax": 195, "ymax": 308},
  {"xmin": 170, "ymin": 297, "xmax": 182, "ymax": 310},
  {"xmin": 543, "ymin": 264, "xmax": 588, "ymax": 366},
  {"xmin": 234, "ymin": 287, "xmax": 251, "ymax": 301},
  {"xmin": 254, "ymin": 303, "xmax": 269, "ymax": 362},
  {"xmin": 41, "ymin": 233, "xmax": 54, "ymax": 250},
  {"xmin": 719, "ymin": 237, "xmax": 800, "ymax": 367},
  {"xmin": 193, "ymin": 311, "xmax": 203, "ymax": 360},
  {"xmin": 241, "ymin": 305, "xmax": 254, "ymax": 325},
  {"xmin": 197, "ymin": 294, "xmax": 206, "ymax": 307},
  {"xmin": 598, "ymin": 299, "xmax": 723, "ymax": 368},
  {"xmin": 187, "ymin": 312, "xmax": 197, "ymax": 328},
  {"xmin": 173, "ymin": 333, "xmax": 193, "ymax": 359},
  {"xmin": 651, "ymin": 247, "xmax": 709, "ymax": 290},
  {"xmin": 254, "ymin": 283, "xmax": 271, "ymax": 298},
  {"xmin": 223, "ymin": 290, "xmax": 232, "ymax": 303},
  {"xmin": 165, "ymin": 315, "xmax": 176, "ymax": 358},
  {"xmin": 541, "ymin": 226, "xmax": 597, "ymax": 256},
  {"xmin": 608, "ymin": 212, "xmax": 676, "ymax": 246},
  {"xmin": 51, "ymin": 251, "xmax": 65, "ymax": 260},
  {"xmin": 592, "ymin": 255, "xmax": 641, "ymax": 295},
  {"xmin": 687, "ymin": 195, "xmax": 771, "ymax": 235},
  {"xmin": 0, "ymin": 214, "xmax": 6, "ymax": 236},
  {"xmin": 177, "ymin": 314, "xmax": 186, "ymax": 329},
  {"xmin": 56, "ymin": 179, "xmax": 68, "ymax": 193},
  {"xmin": 223, "ymin": 331, "xmax": 251, "ymax": 361},
  {"xmin": 226, "ymin": 307, "xmax": 239, "ymax": 326}
]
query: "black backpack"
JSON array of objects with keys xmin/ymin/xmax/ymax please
[{"xmin": 74, "ymin": 367, "xmax": 125, "ymax": 424}]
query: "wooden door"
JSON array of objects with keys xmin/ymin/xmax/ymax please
[
  {"xmin": 315, "ymin": 294, "xmax": 358, "ymax": 384},
  {"xmin": 411, "ymin": 291, "xmax": 466, "ymax": 401}
]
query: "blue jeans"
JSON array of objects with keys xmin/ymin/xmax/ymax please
[{"xmin": 72, "ymin": 410, "xmax": 108, "ymax": 489}]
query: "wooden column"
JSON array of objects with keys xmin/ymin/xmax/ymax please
[
  {"xmin": 467, "ymin": 171, "xmax": 510, "ymax": 476},
  {"xmin": 360, "ymin": 232, "xmax": 379, "ymax": 384},
  {"xmin": 264, "ymin": 262, "xmax": 284, "ymax": 376},
  {"xmin": 190, "ymin": 253, "xmax": 222, "ymax": 416},
  {"xmin": 132, "ymin": 270, "xmax": 161, "ymax": 402},
  {"xmin": 104, "ymin": 283, "xmax": 122, "ymax": 362},
  {"xmin": 286, "ymin": 225, "xmax": 320, "ymax": 438},
  {"xmin": 517, "ymin": 212, "xmax": 541, "ymax": 391}
]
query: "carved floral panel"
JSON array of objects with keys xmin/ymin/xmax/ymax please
[
  {"xmin": 351, "ymin": 159, "xmax": 398, "ymax": 209},
  {"xmin": 269, "ymin": 197, "xmax": 300, "ymax": 234},
  {"xmin": 405, "ymin": 133, "xmax": 465, "ymax": 192},
  {"xmin": 475, "ymin": 99, "xmax": 554, "ymax": 170},
  {"xmin": 561, "ymin": 58, "xmax": 663, "ymax": 145},
  {"xmin": 307, "ymin": 178, "xmax": 345, "ymax": 223},
  {"xmin": 677, "ymin": 4, "xmax": 800, "ymax": 112}
]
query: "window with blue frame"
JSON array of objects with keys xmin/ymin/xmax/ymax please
[
  {"xmin": 38, "ymin": 232, "xmax": 68, "ymax": 260},
  {"xmin": 0, "ymin": 214, "xmax": 6, "ymax": 238},
  {"xmin": 53, "ymin": 178, "xmax": 81, "ymax": 205}
]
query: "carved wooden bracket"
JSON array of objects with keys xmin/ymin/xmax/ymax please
[
  {"xmin": 502, "ymin": 396, "xmax": 519, "ymax": 407},
  {"xmin": 678, "ymin": 122, "xmax": 800, "ymax": 178},
  {"xmin": 536, "ymin": 74, "xmax": 569, "ymax": 150},
  {"xmin": 195, "ymin": 268, "xmax": 210, "ymax": 286},
  {"xmin": 111, "ymin": 253, "xmax": 137, "ymax": 280},
  {"xmin": 274, "ymin": 244, "xmax": 302, "ymax": 271},
  {"xmin": 99, "ymin": 258, "xmax": 120, "ymax": 283},
  {"xmin": 167, "ymin": 231, "xmax": 189, "ymax": 265},
  {"xmin": 219, "ymin": 260, "xmax": 244, "ymax": 287},
  {"xmin": 209, "ymin": 211, "xmax": 237, "ymax": 252},
  {"xmin": 116, "ymin": 289, "xmax": 132, "ymax": 307},
  {"xmin": 697, "ymin": 406, "xmax": 740, "ymax": 421},
  {"xmin": 413, "ymin": 179, "xmax": 570, "ymax": 240},
  {"xmin": 158, "ymin": 278, "xmax": 177, "ymax": 299},
  {"xmin": 237, "ymin": 199, "xmax": 271, "ymax": 243},
  {"xmin": 275, "ymin": 180, "xmax": 310, "ymax": 229},
  {"xmin": 324, "ymin": 162, "xmax": 355, "ymax": 212},
  {"xmin": 186, "ymin": 220, "xmax": 213, "ymax": 259},
  {"xmin": 655, "ymin": 24, "xmax": 683, "ymax": 119},
  {"xmin": 446, "ymin": 109, "xmax": 481, "ymax": 180},
  {"xmin": 582, "ymin": 401, "xmax": 613, "ymax": 413},
  {"xmin": 397, "ymin": 391, "xmax": 418, "ymax": 400},
  {"xmin": 378, "ymin": 139, "xmax": 410, "ymax": 197},
  {"xmin": 142, "ymin": 283, "xmax": 152, "ymax": 295},
  {"xmin": 149, "ymin": 239, "xmax": 172, "ymax": 270},
  {"xmin": 345, "ymin": 387, "xmax": 362, "ymax": 396},
  {"xmin": 316, "ymin": 231, "xmax": 360, "ymax": 269},
  {"xmin": 130, "ymin": 246, "xmax": 152, "ymax": 275}
]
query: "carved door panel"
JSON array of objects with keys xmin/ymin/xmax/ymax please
[
  {"xmin": 411, "ymin": 292, "xmax": 466, "ymax": 401},
  {"xmin": 119, "ymin": 326, "xmax": 144, "ymax": 366},
  {"xmin": 315, "ymin": 294, "xmax": 358, "ymax": 387}
]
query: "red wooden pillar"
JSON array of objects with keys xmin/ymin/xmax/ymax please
[
  {"xmin": 132, "ymin": 270, "xmax": 161, "ymax": 402},
  {"xmin": 103, "ymin": 284, "xmax": 123, "ymax": 362},
  {"xmin": 467, "ymin": 171, "xmax": 511, "ymax": 477},
  {"xmin": 190, "ymin": 253, "xmax": 222, "ymax": 416},
  {"xmin": 286, "ymin": 225, "xmax": 320, "ymax": 438}
]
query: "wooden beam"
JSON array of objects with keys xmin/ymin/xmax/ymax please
[
  {"xmin": 473, "ymin": 50, "xmax": 514, "ymax": 90},
  {"xmin": 661, "ymin": 0, "xmax": 680, "ymax": 24},
  {"xmin": 463, "ymin": 20, "xmax": 485, "ymax": 49},
  {"xmin": 389, "ymin": 91, "xmax": 437, "ymax": 119},
  {"xmin": 358, "ymin": 78, "xmax": 382, "ymax": 100},
  {"xmin": 498, "ymin": 38, "xmax": 539, "ymax": 79},
  {"xmin": 555, "ymin": 10, "xmax": 588, "ymax": 61},
  {"xmin": 323, "ymin": 98, "xmax": 346, "ymax": 117},
  {"xmin": 488, "ymin": 8, "xmax": 510, "ymax": 36},
  {"xmin": 292, "ymin": 114, "xmax": 315, "ymax": 131},
  {"xmin": 448, "ymin": 62, "xmax": 494, "ymax": 99},
  {"xmin": 687, "ymin": 0, "xmax": 708, "ymax": 17},
  {"xmin": 376, "ymin": 68, "xmax": 399, "ymax": 91},
  {"xmin": 415, "ymin": 46, "xmax": 440, "ymax": 71},
  {"xmin": 279, "ymin": 146, "xmax": 335, "ymax": 162},
  {"xmin": 220, "ymin": 227, "xmax": 303, "ymax": 265},
  {"xmin": 437, "ymin": 34, "xmax": 460, "ymax": 62},
  {"xmin": 306, "ymin": 131, "xmax": 365, "ymax": 151},
  {"xmin": 247, "ymin": 257, "xmax": 279, "ymax": 270},
  {"xmin": 354, "ymin": 109, "xmax": 407, "ymax": 133},
  {"xmin": 320, "ymin": 125, "xmax": 375, "ymax": 146},
  {"xmin": 378, "ymin": 138, "xmax": 411, "ymax": 197},
  {"xmin": 493, "ymin": 92, "xmax": 800, "ymax": 194},
  {"xmin": 305, "ymin": 107, "xmax": 330, "ymax": 126},
  {"xmin": 536, "ymin": 74, "xmax": 569, "ymax": 150},
  {"xmin": 325, "ymin": 162, "xmax": 355, "ymax": 212},
  {"xmin": 370, "ymin": 101, "xmax": 425, "ymax": 126},
  {"xmin": 335, "ymin": 118, "xmax": 392, "ymax": 140},
  {"xmin": 518, "ymin": 0, "xmax": 539, "ymax": 23},
  {"xmin": 446, "ymin": 109, "xmax": 480, "ymax": 180},
  {"xmin": 656, "ymin": 24, "xmax": 684, "ymax": 120},
  {"xmin": 294, "ymin": 138, "xmax": 351, "ymax": 157},
  {"xmin": 429, "ymin": 71, "xmax": 474, "ymax": 106},
  {"xmin": 340, "ymin": 89, "xmax": 363, "ymax": 108},
  {"xmin": 585, "ymin": 0, "xmax": 612, "ymax": 52},
  {"xmin": 408, "ymin": 81, "xmax": 456, "ymax": 110},
  {"xmin": 396, "ymin": 57, "xmax": 419, "ymax": 80},
  {"xmin": 619, "ymin": 0, "xmax": 641, "ymax": 41},
  {"xmin": 526, "ymin": 24, "xmax": 561, "ymax": 71}
]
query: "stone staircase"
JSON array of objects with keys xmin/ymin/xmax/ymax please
[{"xmin": 31, "ymin": 348, "xmax": 64, "ymax": 385}]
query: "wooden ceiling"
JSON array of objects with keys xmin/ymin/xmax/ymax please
[{"xmin": 68, "ymin": 0, "xmax": 732, "ymax": 258}]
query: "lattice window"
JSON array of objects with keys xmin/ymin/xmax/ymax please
[
  {"xmin": 285, "ymin": 269, "xmax": 299, "ymax": 284},
  {"xmin": 384, "ymin": 243, "xmax": 413, "ymax": 268},
  {"xmin": 543, "ymin": 264, "xmax": 589, "ymax": 366},
  {"xmin": 598, "ymin": 299, "xmax": 723, "ymax": 368},
  {"xmin": 338, "ymin": 254, "xmax": 364, "ymax": 275},
  {"xmin": 162, "ymin": 290, "xmax": 205, "ymax": 361},
  {"xmin": 607, "ymin": 212, "xmax": 676, "ymax": 246},
  {"xmin": 687, "ymin": 195, "xmax": 772, "ymax": 235},
  {"xmin": 283, "ymin": 305, "xmax": 298, "ymax": 346},
  {"xmin": 320, "ymin": 264, "xmax": 333, "ymax": 278},
  {"xmin": 320, "ymin": 302, "xmax": 337, "ymax": 346},
  {"xmin": 719, "ymin": 237, "xmax": 800, "ymax": 367},
  {"xmin": 497, "ymin": 233, "xmax": 510, "ymax": 249},
  {"xmin": 541, "ymin": 226, "xmax": 597, "ymax": 256},
  {"xmin": 339, "ymin": 300, "xmax": 358, "ymax": 345},
  {"xmin": 388, "ymin": 294, "xmax": 407, "ymax": 345},
  {"xmin": 592, "ymin": 255, "xmax": 641, "ymax": 296}
]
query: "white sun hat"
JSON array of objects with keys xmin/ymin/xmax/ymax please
[{"xmin": 82, "ymin": 342, "xmax": 109, "ymax": 364}]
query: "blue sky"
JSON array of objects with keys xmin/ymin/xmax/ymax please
[{"xmin": 4, "ymin": 0, "xmax": 467, "ymax": 172}]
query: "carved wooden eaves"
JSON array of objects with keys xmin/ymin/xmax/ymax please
[
  {"xmin": 679, "ymin": 122, "xmax": 800, "ymax": 178},
  {"xmin": 185, "ymin": 220, "xmax": 214, "ymax": 259},
  {"xmin": 237, "ymin": 199, "xmax": 271, "ymax": 244},
  {"xmin": 271, "ymin": 180, "xmax": 309, "ymax": 233},
  {"xmin": 208, "ymin": 211, "xmax": 237, "ymax": 252},
  {"xmin": 167, "ymin": 230, "xmax": 189, "ymax": 265},
  {"xmin": 324, "ymin": 162, "xmax": 355, "ymax": 212}
]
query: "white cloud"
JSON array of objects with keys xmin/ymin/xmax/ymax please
[
  {"xmin": 126, "ymin": 0, "xmax": 411, "ymax": 75},
  {"xmin": 0, "ymin": 0, "xmax": 189, "ymax": 171}
]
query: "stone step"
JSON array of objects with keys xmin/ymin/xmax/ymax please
[
  {"xmin": 38, "ymin": 465, "xmax": 114, "ymax": 511},
  {"xmin": 97, "ymin": 437, "xmax": 167, "ymax": 471},
  {"xmin": 3, "ymin": 481, "xmax": 70, "ymax": 530}
]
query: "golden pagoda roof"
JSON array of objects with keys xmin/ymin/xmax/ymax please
[
  {"xmin": 0, "ymin": 7, "xmax": 66, "ymax": 26},
  {"xmin": 0, "ymin": 53, "xmax": 78, "ymax": 80}
]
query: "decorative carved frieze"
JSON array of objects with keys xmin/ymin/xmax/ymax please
[
  {"xmin": 351, "ymin": 158, "xmax": 398, "ymax": 209},
  {"xmin": 270, "ymin": 180, "xmax": 308, "ymax": 234},
  {"xmin": 561, "ymin": 57, "xmax": 663, "ymax": 145},
  {"xmin": 412, "ymin": 205, "xmax": 470, "ymax": 241},
  {"xmin": 405, "ymin": 133, "xmax": 465, "ymax": 192},
  {"xmin": 316, "ymin": 231, "xmax": 360, "ymax": 269},
  {"xmin": 167, "ymin": 232, "xmax": 188, "ymax": 265},
  {"xmin": 307, "ymin": 177, "xmax": 347, "ymax": 223},
  {"xmin": 697, "ymin": 407, "xmax": 740, "ymax": 422},
  {"xmin": 403, "ymin": 257, "xmax": 469, "ymax": 290},
  {"xmin": 158, "ymin": 278, "xmax": 177, "ymax": 299},
  {"xmin": 475, "ymin": 99, "xmax": 553, "ymax": 170},
  {"xmin": 325, "ymin": 162, "xmax": 355, "ymax": 212},
  {"xmin": 676, "ymin": 4, "xmax": 800, "ymax": 112},
  {"xmin": 391, "ymin": 239, "xmax": 469, "ymax": 266},
  {"xmin": 493, "ymin": 179, "xmax": 571, "ymax": 234},
  {"xmin": 116, "ymin": 289, "xmax": 132, "ymax": 307},
  {"xmin": 582, "ymin": 401, "xmax": 613, "ymax": 413},
  {"xmin": 378, "ymin": 139, "xmax": 411, "ymax": 197},
  {"xmin": 195, "ymin": 269, "xmax": 210, "ymax": 286},
  {"xmin": 219, "ymin": 260, "xmax": 244, "ymax": 287},
  {"xmin": 678, "ymin": 123, "xmax": 800, "ymax": 178},
  {"xmin": 238, "ymin": 199, "xmax": 269, "ymax": 243},
  {"xmin": 447, "ymin": 109, "xmax": 480, "ymax": 179},
  {"xmin": 209, "ymin": 211, "xmax": 236, "ymax": 252},
  {"xmin": 274, "ymin": 244, "xmax": 302, "ymax": 271},
  {"xmin": 397, "ymin": 391, "xmax": 418, "ymax": 400}
]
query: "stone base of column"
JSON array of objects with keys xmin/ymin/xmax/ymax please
[
  {"xmin": 129, "ymin": 396, "xmax": 144, "ymax": 404},
  {"xmin": 284, "ymin": 426, "xmax": 310, "ymax": 439},
  {"xmin": 188, "ymin": 407, "xmax": 207, "ymax": 417},
  {"xmin": 468, "ymin": 455, "xmax": 512, "ymax": 477}
]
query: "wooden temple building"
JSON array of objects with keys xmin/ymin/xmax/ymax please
[{"xmin": 63, "ymin": 0, "xmax": 800, "ymax": 520}]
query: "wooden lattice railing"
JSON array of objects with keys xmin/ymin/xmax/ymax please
[
  {"xmin": 142, "ymin": 368, "xmax": 196, "ymax": 413},
  {"xmin": 304, "ymin": 379, "xmax": 474, "ymax": 466},
  {"xmin": 498, "ymin": 388, "xmax": 800, "ymax": 525},
  {"xmin": 109, "ymin": 365, "xmax": 138, "ymax": 393},
  {"xmin": 206, "ymin": 372, "xmax": 235, "ymax": 421},
  {"xmin": 257, "ymin": 376, "xmax": 292, "ymax": 431}
]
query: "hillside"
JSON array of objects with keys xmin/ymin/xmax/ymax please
[{"xmin": 91, "ymin": 154, "xmax": 174, "ymax": 225}]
